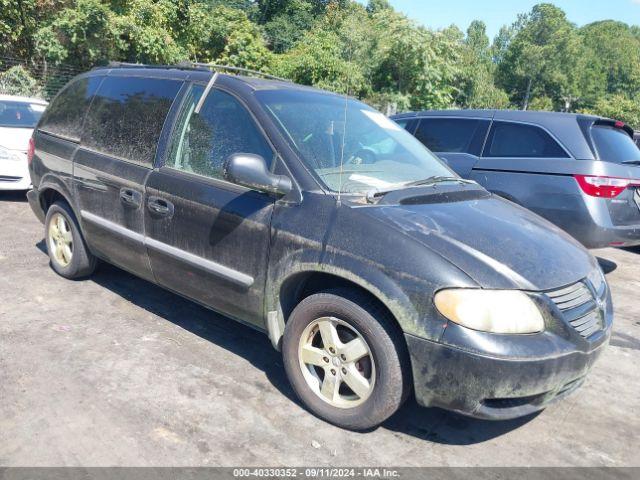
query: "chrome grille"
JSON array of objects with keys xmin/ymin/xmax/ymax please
[{"xmin": 547, "ymin": 280, "xmax": 604, "ymax": 339}]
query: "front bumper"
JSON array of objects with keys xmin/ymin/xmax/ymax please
[
  {"xmin": 406, "ymin": 331, "xmax": 609, "ymax": 420},
  {"xmin": 407, "ymin": 281, "xmax": 613, "ymax": 420}
]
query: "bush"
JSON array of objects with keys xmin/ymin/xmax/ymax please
[{"xmin": 0, "ymin": 66, "xmax": 43, "ymax": 98}]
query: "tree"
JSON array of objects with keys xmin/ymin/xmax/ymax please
[
  {"xmin": 114, "ymin": 0, "xmax": 186, "ymax": 64},
  {"xmin": 496, "ymin": 3, "xmax": 586, "ymax": 111},
  {"xmin": 34, "ymin": 0, "xmax": 122, "ymax": 68},
  {"xmin": 262, "ymin": 0, "xmax": 316, "ymax": 53},
  {"xmin": 580, "ymin": 21, "xmax": 640, "ymax": 98},
  {"xmin": 366, "ymin": 0, "xmax": 391, "ymax": 14},
  {"xmin": 465, "ymin": 20, "xmax": 490, "ymax": 61},
  {"xmin": 0, "ymin": 0, "xmax": 67, "ymax": 59},
  {"xmin": 184, "ymin": 4, "xmax": 271, "ymax": 67},
  {"xmin": 454, "ymin": 20, "xmax": 510, "ymax": 109},
  {"xmin": 368, "ymin": 8, "xmax": 461, "ymax": 111}
]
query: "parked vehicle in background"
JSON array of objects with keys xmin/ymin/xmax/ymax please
[
  {"xmin": 27, "ymin": 65, "xmax": 611, "ymax": 430},
  {"xmin": 0, "ymin": 95, "xmax": 48, "ymax": 191},
  {"xmin": 393, "ymin": 110, "xmax": 640, "ymax": 249}
]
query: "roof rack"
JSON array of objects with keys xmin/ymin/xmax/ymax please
[
  {"xmin": 191, "ymin": 63, "xmax": 291, "ymax": 83},
  {"xmin": 103, "ymin": 61, "xmax": 290, "ymax": 83}
]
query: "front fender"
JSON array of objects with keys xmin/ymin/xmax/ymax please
[{"xmin": 266, "ymin": 246, "xmax": 441, "ymax": 343}]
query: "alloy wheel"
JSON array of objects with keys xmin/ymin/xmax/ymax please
[
  {"xmin": 48, "ymin": 213, "xmax": 73, "ymax": 267},
  {"xmin": 298, "ymin": 316, "xmax": 376, "ymax": 409}
]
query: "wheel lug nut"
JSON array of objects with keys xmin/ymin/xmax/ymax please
[
  {"xmin": 330, "ymin": 369, "xmax": 336, "ymax": 375},
  {"xmin": 341, "ymin": 367, "xmax": 347, "ymax": 374},
  {"xmin": 340, "ymin": 354, "xmax": 346, "ymax": 361},
  {"xmin": 329, "ymin": 347, "xmax": 335, "ymax": 354},
  {"xmin": 323, "ymin": 357, "xmax": 329, "ymax": 363}
]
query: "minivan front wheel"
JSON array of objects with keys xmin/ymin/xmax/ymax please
[
  {"xmin": 45, "ymin": 201, "xmax": 96, "ymax": 279},
  {"xmin": 282, "ymin": 290, "xmax": 409, "ymax": 430}
]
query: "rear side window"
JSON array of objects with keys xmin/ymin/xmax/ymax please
[
  {"xmin": 38, "ymin": 76, "xmax": 102, "ymax": 140},
  {"xmin": 82, "ymin": 76, "xmax": 182, "ymax": 167},
  {"xmin": 415, "ymin": 118, "xmax": 489, "ymax": 155},
  {"xmin": 485, "ymin": 121, "xmax": 569, "ymax": 158},
  {"xmin": 591, "ymin": 125, "xmax": 640, "ymax": 163}
]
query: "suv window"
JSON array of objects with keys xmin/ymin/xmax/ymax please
[
  {"xmin": 38, "ymin": 76, "xmax": 102, "ymax": 140},
  {"xmin": 591, "ymin": 124, "xmax": 640, "ymax": 163},
  {"xmin": 166, "ymin": 85, "xmax": 274, "ymax": 180},
  {"xmin": 415, "ymin": 118, "xmax": 489, "ymax": 155},
  {"xmin": 485, "ymin": 121, "xmax": 568, "ymax": 158},
  {"xmin": 81, "ymin": 76, "xmax": 182, "ymax": 167}
]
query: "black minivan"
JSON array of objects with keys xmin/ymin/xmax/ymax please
[{"xmin": 27, "ymin": 64, "xmax": 611, "ymax": 430}]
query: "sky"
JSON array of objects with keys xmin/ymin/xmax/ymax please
[{"xmin": 367, "ymin": 0, "xmax": 640, "ymax": 40}]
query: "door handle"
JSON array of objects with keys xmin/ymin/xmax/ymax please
[
  {"xmin": 120, "ymin": 188, "xmax": 141, "ymax": 208},
  {"xmin": 148, "ymin": 196, "xmax": 174, "ymax": 217}
]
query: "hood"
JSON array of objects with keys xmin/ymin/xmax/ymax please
[
  {"xmin": 0, "ymin": 127, "xmax": 33, "ymax": 152},
  {"xmin": 367, "ymin": 194, "xmax": 597, "ymax": 291}
]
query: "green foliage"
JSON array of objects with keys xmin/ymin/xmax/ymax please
[
  {"xmin": 528, "ymin": 95, "xmax": 554, "ymax": 111},
  {"xmin": 261, "ymin": 0, "xmax": 316, "ymax": 53},
  {"xmin": 580, "ymin": 21, "xmax": 640, "ymax": 97},
  {"xmin": 35, "ymin": 0, "xmax": 121, "ymax": 68},
  {"xmin": 496, "ymin": 3, "xmax": 585, "ymax": 110},
  {"xmin": 581, "ymin": 94, "xmax": 640, "ymax": 130},
  {"xmin": 184, "ymin": 4, "xmax": 271, "ymax": 66},
  {"xmin": 369, "ymin": 9, "xmax": 461, "ymax": 110},
  {"xmin": 0, "ymin": 65, "xmax": 42, "ymax": 97},
  {"xmin": 2, "ymin": 0, "xmax": 639, "ymax": 118},
  {"xmin": 453, "ymin": 20, "xmax": 510, "ymax": 109},
  {"xmin": 115, "ymin": 0, "xmax": 186, "ymax": 64}
]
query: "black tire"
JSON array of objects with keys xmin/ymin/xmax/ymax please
[
  {"xmin": 44, "ymin": 200, "xmax": 97, "ymax": 279},
  {"xmin": 282, "ymin": 289, "xmax": 410, "ymax": 430}
]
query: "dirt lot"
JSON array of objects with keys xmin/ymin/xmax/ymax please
[{"xmin": 0, "ymin": 190, "xmax": 639, "ymax": 467}]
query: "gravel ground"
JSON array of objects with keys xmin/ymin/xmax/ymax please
[{"xmin": 1, "ymin": 190, "xmax": 639, "ymax": 467}]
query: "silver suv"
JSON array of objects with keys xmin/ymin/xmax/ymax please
[{"xmin": 393, "ymin": 110, "xmax": 640, "ymax": 249}]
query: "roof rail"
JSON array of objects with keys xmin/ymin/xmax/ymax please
[
  {"xmin": 190, "ymin": 63, "xmax": 291, "ymax": 83},
  {"xmin": 101, "ymin": 61, "xmax": 291, "ymax": 83}
]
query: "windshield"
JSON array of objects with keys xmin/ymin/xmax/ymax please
[
  {"xmin": 0, "ymin": 100, "xmax": 46, "ymax": 128},
  {"xmin": 591, "ymin": 125, "xmax": 640, "ymax": 163},
  {"xmin": 255, "ymin": 90, "xmax": 453, "ymax": 195}
]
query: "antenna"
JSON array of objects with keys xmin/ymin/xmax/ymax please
[
  {"xmin": 195, "ymin": 72, "xmax": 218, "ymax": 114},
  {"xmin": 336, "ymin": 37, "xmax": 356, "ymax": 205}
]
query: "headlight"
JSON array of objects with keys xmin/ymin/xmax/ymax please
[
  {"xmin": 587, "ymin": 266, "xmax": 605, "ymax": 293},
  {"xmin": 434, "ymin": 289, "xmax": 545, "ymax": 334},
  {"xmin": 0, "ymin": 146, "xmax": 21, "ymax": 162}
]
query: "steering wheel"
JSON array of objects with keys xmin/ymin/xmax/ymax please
[{"xmin": 346, "ymin": 148, "xmax": 378, "ymax": 166}]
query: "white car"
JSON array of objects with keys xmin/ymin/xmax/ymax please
[{"xmin": 0, "ymin": 94, "xmax": 48, "ymax": 191}]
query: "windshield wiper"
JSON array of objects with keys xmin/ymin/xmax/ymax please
[
  {"xmin": 366, "ymin": 176, "xmax": 476, "ymax": 203},
  {"xmin": 621, "ymin": 160, "xmax": 640, "ymax": 165},
  {"xmin": 403, "ymin": 176, "xmax": 476, "ymax": 187}
]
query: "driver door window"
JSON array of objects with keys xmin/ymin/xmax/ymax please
[{"xmin": 166, "ymin": 85, "xmax": 274, "ymax": 180}]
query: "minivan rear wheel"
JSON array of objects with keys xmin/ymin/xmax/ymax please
[
  {"xmin": 45, "ymin": 201, "xmax": 96, "ymax": 279},
  {"xmin": 282, "ymin": 290, "xmax": 410, "ymax": 430}
]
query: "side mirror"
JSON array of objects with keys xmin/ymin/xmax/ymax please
[{"xmin": 224, "ymin": 153, "xmax": 293, "ymax": 196}]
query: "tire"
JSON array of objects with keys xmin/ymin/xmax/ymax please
[
  {"xmin": 45, "ymin": 200, "xmax": 97, "ymax": 279},
  {"xmin": 282, "ymin": 289, "xmax": 410, "ymax": 430}
]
